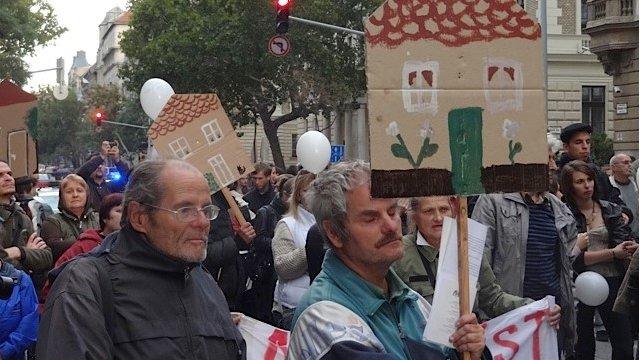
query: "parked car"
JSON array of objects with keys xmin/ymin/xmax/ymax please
[
  {"xmin": 34, "ymin": 187, "xmax": 59, "ymax": 214},
  {"xmin": 35, "ymin": 173, "xmax": 56, "ymax": 189}
]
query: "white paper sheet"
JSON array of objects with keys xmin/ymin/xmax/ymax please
[{"xmin": 423, "ymin": 217, "xmax": 488, "ymax": 347}]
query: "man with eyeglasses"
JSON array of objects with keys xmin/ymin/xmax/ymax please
[{"xmin": 37, "ymin": 160, "xmax": 246, "ymax": 359}]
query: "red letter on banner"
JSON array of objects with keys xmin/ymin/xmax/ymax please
[
  {"xmin": 523, "ymin": 310, "xmax": 546, "ymax": 360},
  {"xmin": 493, "ymin": 325, "xmax": 520, "ymax": 360},
  {"xmin": 264, "ymin": 328, "xmax": 288, "ymax": 360}
]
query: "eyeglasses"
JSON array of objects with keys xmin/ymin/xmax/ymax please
[{"xmin": 141, "ymin": 203, "xmax": 220, "ymax": 222}]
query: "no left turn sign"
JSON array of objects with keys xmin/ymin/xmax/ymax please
[{"xmin": 268, "ymin": 35, "xmax": 291, "ymax": 57}]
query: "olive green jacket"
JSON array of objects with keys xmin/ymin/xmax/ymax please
[
  {"xmin": 394, "ymin": 232, "xmax": 531, "ymax": 320},
  {"xmin": 41, "ymin": 209, "xmax": 99, "ymax": 263},
  {"xmin": 0, "ymin": 202, "xmax": 52, "ymax": 272}
]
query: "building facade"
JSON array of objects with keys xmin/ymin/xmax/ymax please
[{"xmin": 584, "ymin": 0, "xmax": 638, "ymax": 156}]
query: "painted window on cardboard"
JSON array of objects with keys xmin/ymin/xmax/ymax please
[
  {"xmin": 169, "ymin": 137, "xmax": 191, "ymax": 159},
  {"xmin": 483, "ymin": 57, "xmax": 523, "ymax": 114},
  {"xmin": 202, "ymin": 119, "xmax": 224, "ymax": 145},
  {"xmin": 208, "ymin": 154, "xmax": 234, "ymax": 187},
  {"xmin": 402, "ymin": 61, "xmax": 439, "ymax": 114}
]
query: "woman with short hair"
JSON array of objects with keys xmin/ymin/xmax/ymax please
[{"xmin": 40, "ymin": 174, "xmax": 99, "ymax": 264}]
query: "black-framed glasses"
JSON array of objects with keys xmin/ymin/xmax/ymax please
[{"xmin": 142, "ymin": 203, "xmax": 220, "ymax": 222}]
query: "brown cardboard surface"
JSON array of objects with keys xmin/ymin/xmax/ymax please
[
  {"xmin": 148, "ymin": 94, "xmax": 254, "ymax": 193},
  {"xmin": 365, "ymin": 0, "xmax": 547, "ymax": 197},
  {"xmin": 0, "ymin": 102, "xmax": 39, "ymax": 178}
]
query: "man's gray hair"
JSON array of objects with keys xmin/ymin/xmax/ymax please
[
  {"xmin": 307, "ymin": 160, "xmax": 370, "ymax": 243},
  {"xmin": 121, "ymin": 159, "xmax": 201, "ymax": 226},
  {"xmin": 610, "ymin": 153, "xmax": 629, "ymax": 166}
]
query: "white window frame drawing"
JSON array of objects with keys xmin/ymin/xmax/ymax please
[
  {"xmin": 168, "ymin": 137, "xmax": 192, "ymax": 159},
  {"xmin": 402, "ymin": 60, "xmax": 439, "ymax": 115},
  {"xmin": 202, "ymin": 119, "xmax": 224, "ymax": 145},
  {"xmin": 483, "ymin": 57, "xmax": 523, "ymax": 114},
  {"xmin": 208, "ymin": 154, "xmax": 234, "ymax": 187}
]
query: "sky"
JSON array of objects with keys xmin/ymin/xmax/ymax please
[{"xmin": 24, "ymin": 0, "xmax": 129, "ymax": 92}]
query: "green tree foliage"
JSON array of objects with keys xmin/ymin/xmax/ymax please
[
  {"xmin": 0, "ymin": 0, "xmax": 66, "ymax": 84},
  {"xmin": 32, "ymin": 88, "xmax": 93, "ymax": 167},
  {"xmin": 119, "ymin": 0, "xmax": 378, "ymax": 168},
  {"xmin": 590, "ymin": 132, "xmax": 614, "ymax": 167},
  {"xmin": 83, "ymin": 85, "xmax": 149, "ymax": 159}
]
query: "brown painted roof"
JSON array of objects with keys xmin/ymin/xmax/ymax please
[
  {"xmin": 365, "ymin": 0, "xmax": 540, "ymax": 48},
  {"xmin": 148, "ymin": 93, "xmax": 221, "ymax": 140},
  {"xmin": 0, "ymin": 79, "xmax": 37, "ymax": 107},
  {"xmin": 113, "ymin": 11, "xmax": 131, "ymax": 25}
]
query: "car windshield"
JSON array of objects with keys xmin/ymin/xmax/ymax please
[{"xmin": 36, "ymin": 191, "xmax": 59, "ymax": 213}]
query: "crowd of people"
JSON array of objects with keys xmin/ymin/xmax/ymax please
[{"xmin": 0, "ymin": 124, "xmax": 637, "ymax": 360}]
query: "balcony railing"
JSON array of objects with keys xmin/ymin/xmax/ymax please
[
  {"xmin": 593, "ymin": 0, "xmax": 607, "ymax": 19},
  {"xmin": 621, "ymin": 0, "xmax": 635, "ymax": 15}
]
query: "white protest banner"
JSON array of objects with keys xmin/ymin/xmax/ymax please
[
  {"xmin": 235, "ymin": 314, "xmax": 289, "ymax": 360},
  {"xmin": 484, "ymin": 296, "xmax": 558, "ymax": 360}
]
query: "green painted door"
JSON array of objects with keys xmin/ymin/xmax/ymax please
[{"xmin": 448, "ymin": 107, "xmax": 485, "ymax": 195}]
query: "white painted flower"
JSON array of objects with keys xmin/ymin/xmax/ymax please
[
  {"xmin": 386, "ymin": 121, "xmax": 400, "ymax": 137},
  {"xmin": 502, "ymin": 119, "xmax": 521, "ymax": 140},
  {"xmin": 419, "ymin": 121, "xmax": 434, "ymax": 139}
]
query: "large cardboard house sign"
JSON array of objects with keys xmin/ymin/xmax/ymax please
[
  {"xmin": 148, "ymin": 94, "xmax": 253, "ymax": 193},
  {"xmin": 365, "ymin": 0, "xmax": 548, "ymax": 198}
]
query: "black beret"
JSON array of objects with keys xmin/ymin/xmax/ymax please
[{"xmin": 560, "ymin": 123, "xmax": 592, "ymax": 143}]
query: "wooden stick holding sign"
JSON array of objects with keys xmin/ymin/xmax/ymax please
[
  {"xmin": 221, "ymin": 187, "xmax": 247, "ymax": 226},
  {"xmin": 456, "ymin": 196, "xmax": 471, "ymax": 360}
]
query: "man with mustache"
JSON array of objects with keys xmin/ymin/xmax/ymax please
[
  {"xmin": 394, "ymin": 196, "xmax": 560, "ymax": 321},
  {"xmin": 37, "ymin": 160, "xmax": 246, "ymax": 359},
  {"xmin": 287, "ymin": 161, "xmax": 487, "ymax": 360}
]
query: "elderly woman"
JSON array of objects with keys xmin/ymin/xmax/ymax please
[
  {"xmin": 41, "ymin": 174, "xmax": 99, "ymax": 264},
  {"xmin": 271, "ymin": 171, "xmax": 316, "ymax": 330},
  {"xmin": 561, "ymin": 160, "xmax": 638, "ymax": 360}
]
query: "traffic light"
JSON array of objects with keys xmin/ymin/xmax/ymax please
[
  {"xmin": 275, "ymin": 0, "xmax": 291, "ymax": 34},
  {"xmin": 89, "ymin": 107, "xmax": 107, "ymax": 126}
]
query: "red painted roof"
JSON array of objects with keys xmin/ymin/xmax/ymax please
[
  {"xmin": 0, "ymin": 79, "xmax": 37, "ymax": 107},
  {"xmin": 365, "ymin": 0, "xmax": 541, "ymax": 48},
  {"xmin": 148, "ymin": 94, "xmax": 220, "ymax": 140}
]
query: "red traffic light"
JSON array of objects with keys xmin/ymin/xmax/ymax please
[
  {"xmin": 89, "ymin": 107, "xmax": 107, "ymax": 126},
  {"xmin": 275, "ymin": 0, "xmax": 291, "ymax": 34}
]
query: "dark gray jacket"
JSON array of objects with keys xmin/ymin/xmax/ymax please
[
  {"xmin": 37, "ymin": 226, "xmax": 245, "ymax": 360},
  {"xmin": 472, "ymin": 193, "xmax": 577, "ymax": 357}
]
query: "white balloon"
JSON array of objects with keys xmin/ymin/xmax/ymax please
[
  {"xmin": 140, "ymin": 78, "xmax": 175, "ymax": 120},
  {"xmin": 296, "ymin": 131, "xmax": 331, "ymax": 174},
  {"xmin": 575, "ymin": 271, "xmax": 609, "ymax": 306}
]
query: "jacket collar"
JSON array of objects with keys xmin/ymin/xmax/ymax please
[
  {"xmin": 60, "ymin": 208, "xmax": 94, "ymax": 222},
  {"xmin": 414, "ymin": 231, "xmax": 439, "ymax": 262},
  {"xmin": 502, "ymin": 192, "xmax": 574, "ymax": 229},
  {"xmin": 322, "ymin": 249, "xmax": 418, "ymax": 316},
  {"xmin": 113, "ymin": 226, "xmax": 199, "ymax": 274},
  {"xmin": 0, "ymin": 201, "xmax": 19, "ymax": 222}
]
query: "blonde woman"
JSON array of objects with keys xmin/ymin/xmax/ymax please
[
  {"xmin": 271, "ymin": 171, "xmax": 316, "ymax": 330},
  {"xmin": 41, "ymin": 174, "xmax": 99, "ymax": 263}
]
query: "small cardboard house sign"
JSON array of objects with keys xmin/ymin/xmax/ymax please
[
  {"xmin": 365, "ymin": 0, "xmax": 549, "ymax": 198},
  {"xmin": 148, "ymin": 94, "xmax": 254, "ymax": 193}
]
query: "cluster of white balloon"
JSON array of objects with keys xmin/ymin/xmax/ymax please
[{"xmin": 139, "ymin": 78, "xmax": 333, "ymax": 174}]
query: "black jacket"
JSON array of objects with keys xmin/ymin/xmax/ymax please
[
  {"xmin": 305, "ymin": 224, "xmax": 327, "ymax": 282},
  {"xmin": 254, "ymin": 196, "xmax": 287, "ymax": 258},
  {"xmin": 37, "ymin": 226, "xmax": 246, "ymax": 360},
  {"xmin": 242, "ymin": 185, "xmax": 276, "ymax": 215},
  {"xmin": 205, "ymin": 191, "xmax": 252, "ymax": 311},
  {"xmin": 557, "ymin": 153, "xmax": 633, "ymax": 223},
  {"xmin": 76, "ymin": 156, "xmax": 130, "ymax": 211},
  {"xmin": 568, "ymin": 200, "xmax": 636, "ymax": 274}
]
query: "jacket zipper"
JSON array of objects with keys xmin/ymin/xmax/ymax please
[
  {"xmin": 388, "ymin": 300, "xmax": 412, "ymax": 360},
  {"xmin": 180, "ymin": 266, "xmax": 196, "ymax": 359}
]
